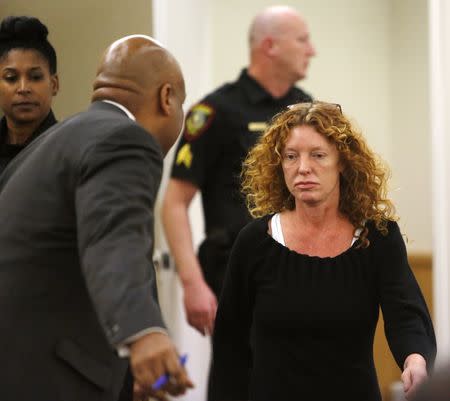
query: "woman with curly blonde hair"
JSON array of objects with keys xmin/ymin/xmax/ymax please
[{"xmin": 211, "ymin": 102, "xmax": 436, "ymax": 401}]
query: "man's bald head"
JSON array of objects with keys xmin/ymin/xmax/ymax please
[
  {"xmin": 92, "ymin": 35, "xmax": 186, "ymax": 155},
  {"xmin": 249, "ymin": 6, "xmax": 305, "ymax": 49},
  {"xmin": 92, "ymin": 35, "xmax": 182, "ymax": 108},
  {"xmin": 247, "ymin": 6, "xmax": 315, "ymax": 87}
]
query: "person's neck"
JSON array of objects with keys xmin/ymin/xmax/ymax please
[
  {"xmin": 6, "ymin": 118, "xmax": 43, "ymax": 145},
  {"xmin": 291, "ymin": 201, "xmax": 345, "ymax": 232},
  {"xmin": 247, "ymin": 64, "xmax": 295, "ymax": 99}
]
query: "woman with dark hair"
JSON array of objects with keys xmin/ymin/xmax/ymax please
[
  {"xmin": 0, "ymin": 15, "xmax": 58, "ymax": 174},
  {"xmin": 210, "ymin": 101, "xmax": 436, "ymax": 401}
]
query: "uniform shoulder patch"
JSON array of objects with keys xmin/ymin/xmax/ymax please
[
  {"xmin": 183, "ymin": 103, "xmax": 215, "ymax": 140},
  {"xmin": 175, "ymin": 143, "xmax": 193, "ymax": 169}
]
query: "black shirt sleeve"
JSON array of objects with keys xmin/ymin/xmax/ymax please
[
  {"xmin": 375, "ymin": 221, "xmax": 436, "ymax": 371},
  {"xmin": 210, "ymin": 222, "xmax": 259, "ymax": 401},
  {"xmin": 171, "ymin": 101, "xmax": 225, "ymax": 189}
]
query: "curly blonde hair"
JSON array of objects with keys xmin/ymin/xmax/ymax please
[{"xmin": 241, "ymin": 101, "xmax": 397, "ymax": 247}]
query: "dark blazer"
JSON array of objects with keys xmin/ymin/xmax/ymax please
[{"xmin": 0, "ymin": 102, "xmax": 166, "ymax": 401}]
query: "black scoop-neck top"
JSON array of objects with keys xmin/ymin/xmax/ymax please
[{"xmin": 211, "ymin": 215, "xmax": 436, "ymax": 401}]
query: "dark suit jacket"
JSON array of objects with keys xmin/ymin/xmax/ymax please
[{"xmin": 0, "ymin": 101, "xmax": 166, "ymax": 401}]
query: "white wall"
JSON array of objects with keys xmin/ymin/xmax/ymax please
[
  {"xmin": 429, "ymin": 0, "xmax": 450, "ymax": 364},
  {"xmin": 391, "ymin": 0, "xmax": 431, "ymax": 253},
  {"xmin": 152, "ymin": 2, "xmax": 212, "ymax": 400}
]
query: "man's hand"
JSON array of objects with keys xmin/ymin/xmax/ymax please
[
  {"xmin": 183, "ymin": 277, "xmax": 217, "ymax": 335},
  {"xmin": 402, "ymin": 353, "xmax": 428, "ymax": 400},
  {"xmin": 130, "ymin": 332, "xmax": 194, "ymax": 401}
]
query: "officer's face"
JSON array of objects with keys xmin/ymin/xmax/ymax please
[
  {"xmin": 0, "ymin": 49, "xmax": 58, "ymax": 128},
  {"xmin": 272, "ymin": 15, "xmax": 316, "ymax": 82}
]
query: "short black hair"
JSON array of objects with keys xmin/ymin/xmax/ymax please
[{"xmin": 0, "ymin": 16, "xmax": 57, "ymax": 74}]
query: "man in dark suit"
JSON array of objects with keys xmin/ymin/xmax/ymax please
[{"xmin": 0, "ymin": 35, "xmax": 192, "ymax": 401}]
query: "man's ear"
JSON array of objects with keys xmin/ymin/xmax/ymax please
[
  {"xmin": 262, "ymin": 36, "xmax": 276, "ymax": 57},
  {"xmin": 159, "ymin": 82, "xmax": 173, "ymax": 116}
]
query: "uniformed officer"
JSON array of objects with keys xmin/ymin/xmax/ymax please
[{"xmin": 162, "ymin": 5, "xmax": 316, "ymax": 336}]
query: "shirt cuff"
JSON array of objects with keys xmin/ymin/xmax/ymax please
[{"xmin": 116, "ymin": 327, "xmax": 168, "ymax": 358}]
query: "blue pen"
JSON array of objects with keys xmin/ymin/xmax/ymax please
[{"xmin": 152, "ymin": 354, "xmax": 188, "ymax": 391}]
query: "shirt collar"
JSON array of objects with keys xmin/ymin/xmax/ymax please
[
  {"xmin": 238, "ymin": 69, "xmax": 271, "ymax": 104},
  {"xmin": 0, "ymin": 111, "xmax": 57, "ymax": 146},
  {"xmin": 238, "ymin": 68, "xmax": 299, "ymax": 104},
  {"xmin": 102, "ymin": 100, "xmax": 136, "ymax": 121},
  {"xmin": 0, "ymin": 116, "xmax": 8, "ymax": 144}
]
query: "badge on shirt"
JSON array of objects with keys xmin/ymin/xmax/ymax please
[
  {"xmin": 248, "ymin": 122, "xmax": 268, "ymax": 132},
  {"xmin": 176, "ymin": 143, "xmax": 193, "ymax": 169},
  {"xmin": 184, "ymin": 103, "xmax": 215, "ymax": 140}
]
